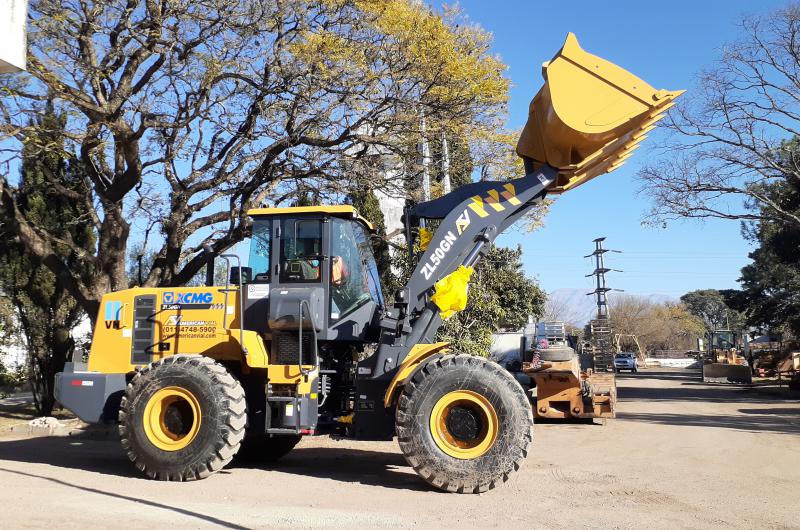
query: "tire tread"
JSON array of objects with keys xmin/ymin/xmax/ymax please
[{"xmin": 118, "ymin": 354, "xmax": 246, "ymax": 481}]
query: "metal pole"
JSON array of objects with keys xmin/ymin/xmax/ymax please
[
  {"xmin": 441, "ymin": 131, "xmax": 451, "ymax": 194},
  {"xmin": 420, "ymin": 112, "xmax": 431, "ymax": 201},
  {"xmin": 584, "ymin": 237, "xmax": 622, "ymax": 371}
]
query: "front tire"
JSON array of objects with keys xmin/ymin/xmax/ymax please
[
  {"xmin": 396, "ymin": 354, "xmax": 533, "ymax": 493},
  {"xmin": 119, "ymin": 355, "xmax": 247, "ymax": 481}
]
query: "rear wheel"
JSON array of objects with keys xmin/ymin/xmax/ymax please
[
  {"xmin": 119, "ymin": 355, "xmax": 246, "ymax": 481},
  {"xmin": 396, "ymin": 354, "xmax": 532, "ymax": 493}
]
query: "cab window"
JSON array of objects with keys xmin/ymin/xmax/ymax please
[
  {"xmin": 352, "ymin": 222, "xmax": 384, "ymax": 308},
  {"xmin": 330, "ymin": 218, "xmax": 383, "ymax": 319},
  {"xmin": 280, "ymin": 219, "xmax": 323, "ymax": 283},
  {"xmin": 247, "ymin": 218, "xmax": 272, "ymax": 283}
]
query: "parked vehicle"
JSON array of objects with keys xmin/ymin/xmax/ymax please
[{"xmin": 614, "ymin": 352, "xmax": 638, "ymax": 373}]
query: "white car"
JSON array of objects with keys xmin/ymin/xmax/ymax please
[{"xmin": 614, "ymin": 352, "xmax": 638, "ymax": 373}]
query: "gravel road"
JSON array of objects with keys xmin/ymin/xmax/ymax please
[{"xmin": 1, "ymin": 369, "xmax": 798, "ymax": 529}]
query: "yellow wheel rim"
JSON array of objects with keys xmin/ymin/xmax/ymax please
[
  {"xmin": 429, "ymin": 390, "xmax": 498, "ymax": 460},
  {"xmin": 143, "ymin": 386, "xmax": 201, "ymax": 451}
]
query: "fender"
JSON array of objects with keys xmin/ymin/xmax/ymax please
[{"xmin": 383, "ymin": 342, "xmax": 449, "ymax": 408}]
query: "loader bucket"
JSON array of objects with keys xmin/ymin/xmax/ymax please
[{"xmin": 517, "ymin": 33, "xmax": 684, "ymax": 193}]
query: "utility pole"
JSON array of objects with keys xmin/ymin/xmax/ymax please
[
  {"xmin": 420, "ymin": 112, "xmax": 431, "ymax": 201},
  {"xmin": 441, "ymin": 131, "xmax": 451, "ymax": 194},
  {"xmin": 585, "ymin": 237, "xmax": 623, "ymax": 371}
]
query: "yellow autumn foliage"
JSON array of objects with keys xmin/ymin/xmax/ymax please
[{"xmin": 290, "ymin": 0, "xmax": 508, "ymax": 111}]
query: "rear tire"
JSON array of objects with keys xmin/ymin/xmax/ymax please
[
  {"xmin": 119, "ymin": 355, "xmax": 246, "ymax": 481},
  {"xmin": 396, "ymin": 354, "xmax": 533, "ymax": 493}
]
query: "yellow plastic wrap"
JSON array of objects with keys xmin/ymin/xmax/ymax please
[
  {"xmin": 418, "ymin": 227, "xmax": 432, "ymax": 251},
  {"xmin": 430, "ymin": 265, "xmax": 474, "ymax": 319}
]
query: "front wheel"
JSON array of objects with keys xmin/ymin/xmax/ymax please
[
  {"xmin": 119, "ymin": 355, "xmax": 247, "ymax": 481},
  {"xmin": 395, "ymin": 354, "xmax": 533, "ymax": 493}
]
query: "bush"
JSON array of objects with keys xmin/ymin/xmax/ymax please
[{"xmin": 0, "ymin": 361, "xmax": 27, "ymax": 390}]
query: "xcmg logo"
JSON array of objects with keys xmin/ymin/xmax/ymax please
[{"xmin": 162, "ymin": 291, "xmax": 214, "ymax": 305}]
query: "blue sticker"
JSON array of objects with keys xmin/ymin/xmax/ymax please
[{"xmin": 104, "ymin": 301, "xmax": 121, "ymax": 321}]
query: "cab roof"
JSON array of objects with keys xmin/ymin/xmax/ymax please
[{"xmin": 246, "ymin": 205, "xmax": 375, "ymax": 232}]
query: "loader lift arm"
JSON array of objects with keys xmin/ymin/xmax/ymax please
[{"xmin": 365, "ymin": 164, "xmax": 560, "ymax": 381}]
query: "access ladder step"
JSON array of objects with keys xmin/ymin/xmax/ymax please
[
  {"xmin": 267, "ymin": 396, "xmax": 297, "ymax": 402},
  {"xmin": 266, "ymin": 427, "xmax": 299, "ymax": 435}
]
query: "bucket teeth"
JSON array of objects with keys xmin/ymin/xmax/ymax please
[{"xmin": 517, "ymin": 33, "xmax": 683, "ymax": 193}]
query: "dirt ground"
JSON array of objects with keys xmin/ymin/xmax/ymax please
[{"xmin": 0, "ymin": 368, "xmax": 798, "ymax": 529}]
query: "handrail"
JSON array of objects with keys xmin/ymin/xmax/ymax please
[
  {"xmin": 298, "ymin": 299, "xmax": 319, "ymax": 381},
  {"xmin": 219, "ymin": 253, "xmax": 248, "ymax": 356},
  {"xmin": 118, "ymin": 303, "xmax": 128, "ymax": 328}
]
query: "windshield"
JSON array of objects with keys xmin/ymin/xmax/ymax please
[
  {"xmin": 615, "ymin": 353, "xmax": 634, "ymax": 359},
  {"xmin": 329, "ymin": 218, "xmax": 384, "ymax": 319}
]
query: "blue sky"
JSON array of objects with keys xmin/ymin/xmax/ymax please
[{"xmin": 438, "ymin": 0, "xmax": 789, "ymax": 298}]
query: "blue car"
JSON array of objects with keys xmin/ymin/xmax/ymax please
[{"xmin": 614, "ymin": 352, "xmax": 638, "ymax": 373}]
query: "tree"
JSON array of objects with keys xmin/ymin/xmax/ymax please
[
  {"xmin": 610, "ymin": 295, "xmax": 705, "ymax": 354},
  {"xmin": 726, "ymin": 158, "xmax": 800, "ymax": 336},
  {"xmin": 638, "ymin": 4, "xmax": 800, "ymax": 229},
  {"xmin": 680, "ymin": 289, "xmax": 744, "ymax": 332},
  {"xmin": 542, "ymin": 292, "xmax": 584, "ymax": 327},
  {"xmin": 0, "ymin": 0, "xmax": 509, "ymax": 322},
  {"xmin": 0, "ymin": 103, "xmax": 94, "ymax": 415},
  {"xmin": 438, "ymin": 246, "xmax": 546, "ymax": 356}
]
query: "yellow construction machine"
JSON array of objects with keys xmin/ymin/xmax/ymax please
[
  {"xmin": 518, "ymin": 322, "xmax": 616, "ymax": 421},
  {"xmin": 702, "ymin": 330, "xmax": 752, "ymax": 384},
  {"xmin": 55, "ymin": 33, "xmax": 681, "ymax": 493}
]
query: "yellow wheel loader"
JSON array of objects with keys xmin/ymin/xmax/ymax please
[{"xmin": 54, "ymin": 33, "xmax": 681, "ymax": 493}]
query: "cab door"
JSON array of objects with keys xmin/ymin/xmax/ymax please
[
  {"xmin": 242, "ymin": 217, "xmax": 274, "ymax": 333},
  {"xmin": 267, "ymin": 216, "xmax": 327, "ymax": 362},
  {"xmin": 327, "ymin": 218, "xmax": 384, "ymax": 341}
]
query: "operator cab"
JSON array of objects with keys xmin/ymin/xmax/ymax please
[{"xmin": 240, "ymin": 206, "xmax": 384, "ymax": 347}]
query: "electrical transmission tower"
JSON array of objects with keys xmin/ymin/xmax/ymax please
[{"xmin": 585, "ymin": 237, "xmax": 622, "ymax": 372}]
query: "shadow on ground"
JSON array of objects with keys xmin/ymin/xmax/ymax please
[
  {"xmin": 0, "ymin": 395, "xmax": 74, "ymax": 424},
  {"xmin": 616, "ymin": 409, "xmax": 800, "ymax": 435},
  {"xmin": 617, "ymin": 370, "xmax": 785, "ymax": 404},
  {"xmin": 618, "ymin": 384, "xmax": 769, "ymax": 404},
  {"xmin": 615, "ymin": 370, "xmax": 800, "ymax": 435},
  {"xmin": 233, "ymin": 446, "xmax": 432, "ymax": 492},
  {"xmin": 615, "ymin": 369, "xmax": 701, "ymax": 382},
  {"xmin": 0, "ymin": 465, "xmax": 249, "ymax": 529},
  {"xmin": 0, "ymin": 430, "xmax": 432, "ymax": 492},
  {"xmin": 0, "ymin": 430, "xmax": 134, "ymax": 477}
]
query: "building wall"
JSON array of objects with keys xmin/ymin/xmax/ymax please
[{"xmin": 0, "ymin": 0, "xmax": 28, "ymax": 73}]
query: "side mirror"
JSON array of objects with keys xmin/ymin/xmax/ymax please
[
  {"xmin": 202, "ymin": 243, "xmax": 216, "ymax": 287},
  {"xmin": 230, "ymin": 266, "xmax": 252, "ymax": 285}
]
